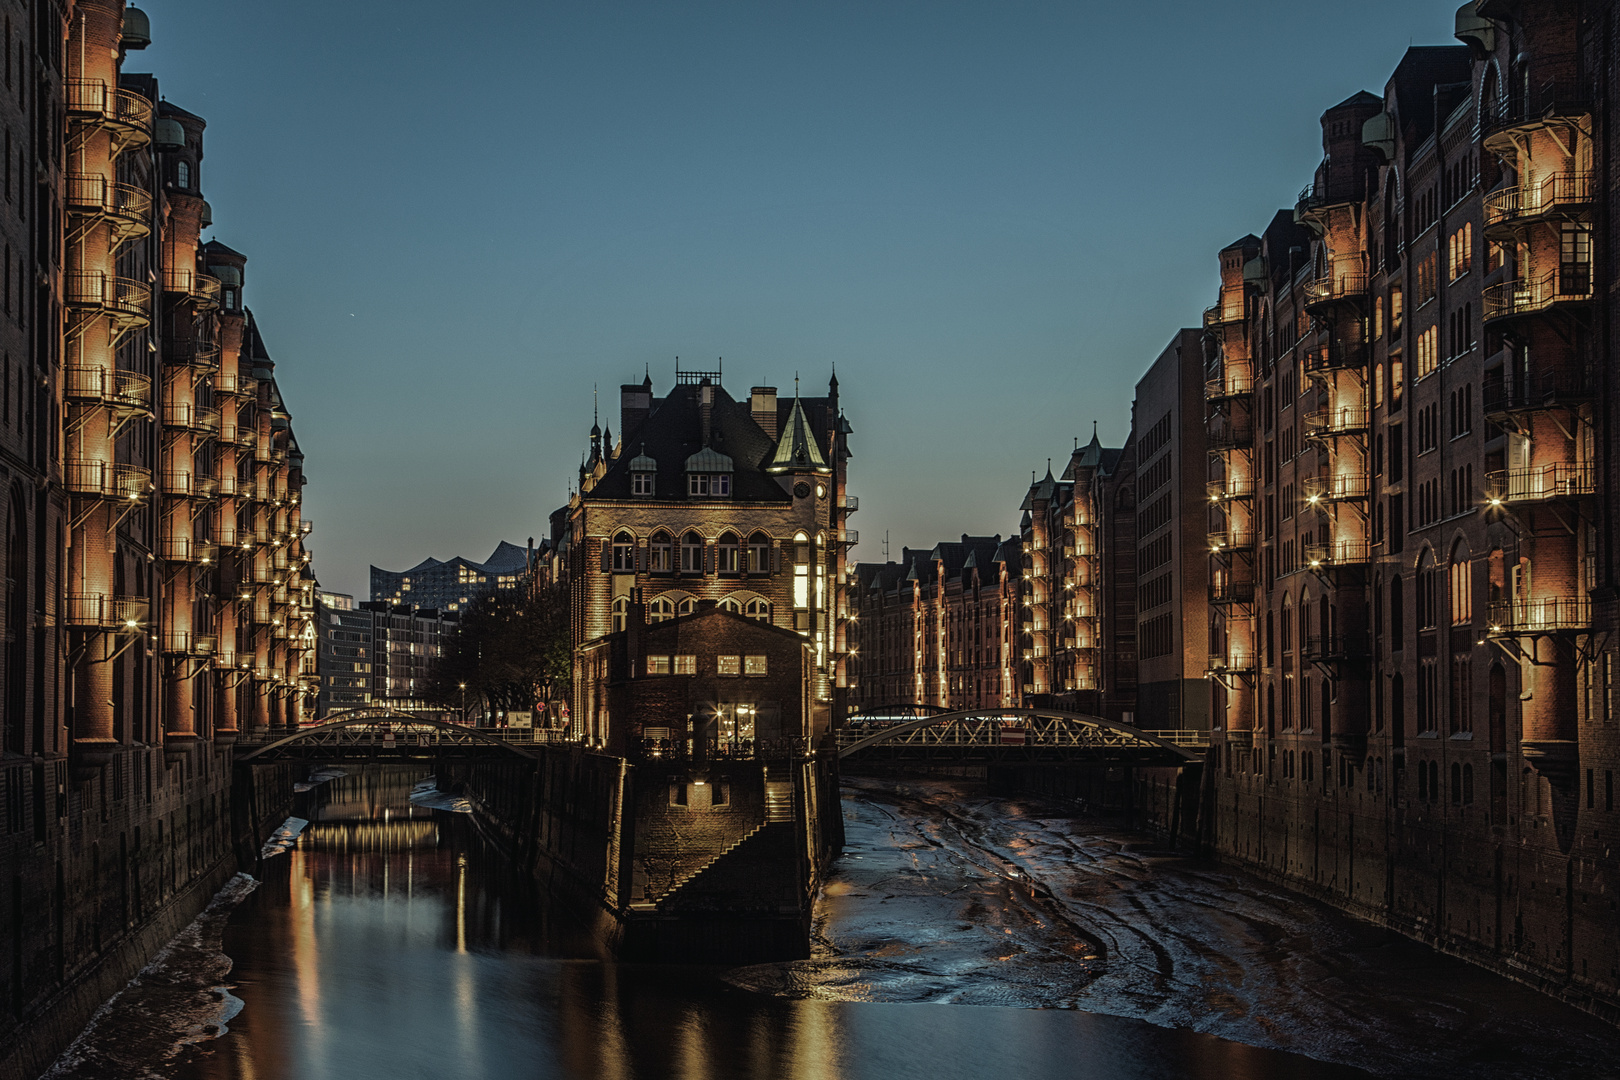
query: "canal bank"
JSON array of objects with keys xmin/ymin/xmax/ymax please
[{"xmin": 42, "ymin": 766, "xmax": 1620, "ymax": 1079}]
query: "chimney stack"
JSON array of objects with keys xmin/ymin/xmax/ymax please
[
  {"xmin": 751, "ymin": 386, "xmax": 778, "ymax": 438},
  {"xmin": 620, "ymin": 383, "xmax": 652, "ymax": 443}
]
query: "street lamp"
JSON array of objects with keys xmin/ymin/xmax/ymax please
[{"xmin": 459, "ymin": 682, "xmax": 467, "ymax": 725}]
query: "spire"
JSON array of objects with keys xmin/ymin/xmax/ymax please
[
  {"xmin": 765, "ymin": 382, "xmax": 831, "ymax": 474},
  {"xmin": 643, "ymin": 363, "xmax": 652, "ymax": 390},
  {"xmin": 591, "ymin": 385, "xmax": 601, "ymax": 437}
]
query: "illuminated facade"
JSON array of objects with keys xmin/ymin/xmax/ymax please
[
  {"xmin": 557, "ymin": 369, "xmax": 853, "ymax": 745},
  {"xmin": 0, "ymin": 5, "xmax": 315, "ymax": 1077}
]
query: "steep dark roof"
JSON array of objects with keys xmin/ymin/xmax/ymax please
[
  {"xmin": 1328, "ymin": 90, "xmax": 1384, "ymax": 113},
  {"xmin": 587, "ymin": 382, "xmax": 836, "ymax": 504},
  {"xmin": 376, "ymin": 541, "xmax": 530, "ymax": 578}
]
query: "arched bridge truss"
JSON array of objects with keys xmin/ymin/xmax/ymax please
[
  {"xmin": 836, "ymin": 708, "xmax": 1206, "ymax": 766},
  {"xmin": 235, "ymin": 709, "xmax": 539, "ymax": 763}
]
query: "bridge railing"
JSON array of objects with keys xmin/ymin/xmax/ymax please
[{"xmin": 629, "ymin": 736, "xmax": 811, "ymax": 762}]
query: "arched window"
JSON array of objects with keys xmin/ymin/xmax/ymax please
[
  {"xmin": 177, "ymin": 160, "xmax": 191, "ymax": 188},
  {"xmin": 1449, "ymin": 540, "xmax": 1471, "ymax": 625},
  {"xmin": 716, "ymin": 532, "xmax": 740, "ymax": 574},
  {"xmin": 745, "ymin": 598, "xmax": 771, "ymax": 623},
  {"xmin": 748, "ymin": 532, "xmax": 771, "ymax": 574},
  {"xmin": 1416, "ymin": 549, "xmax": 1437, "ymax": 629},
  {"xmin": 676, "ymin": 597, "xmax": 696, "ymax": 616},
  {"xmin": 611, "ymin": 531, "xmax": 635, "ymax": 572},
  {"xmin": 719, "ymin": 597, "xmax": 742, "ymax": 614},
  {"xmin": 680, "ymin": 531, "xmax": 704, "ymax": 574},
  {"xmin": 1389, "ymin": 574, "xmax": 1404, "ymax": 651},
  {"xmin": 611, "ymin": 596, "xmax": 628, "ymax": 633},
  {"xmin": 650, "ymin": 531, "xmax": 672, "ymax": 573},
  {"xmin": 649, "ymin": 596, "xmax": 675, "ymax": 623}
]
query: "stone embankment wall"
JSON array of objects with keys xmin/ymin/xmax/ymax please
[{"xmin": 0, "ymin": 750, "xmax": 292, "ymax": 1080}]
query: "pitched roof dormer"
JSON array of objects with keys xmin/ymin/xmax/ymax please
[{"xmin": 766, "ymin": 394, "xmax": 830, "ymax": 474}]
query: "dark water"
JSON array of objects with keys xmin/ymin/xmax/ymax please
[{"xmin": 47, "ymin": 767, "xmax": 1617, "ymax": 1080}]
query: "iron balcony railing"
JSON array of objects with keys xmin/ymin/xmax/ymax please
[
  {"xmin": 1208, "ymin": 529, "xmax": 1256, "ymax": 553},
  {"xmin": 1303, "ymin": 633, "xmax": 1371, "ymax": 661},
  {"xmin": 1483, "ymin": 268, "xmax": 1593, "ymax": 323},
  {"xmin": 1304, "ymin": 540, "xmax": 1373, "ymax": 568},
  {"xmin": 1303, "ymin": 340, "xmax": 1369, "ymax": 375},
  {"xmin": 160, "ymin": 471, "xmax": 218, "ymax": 500},
  {"xmin": 1203, "ymin": 302, "xmax": 1243, "ymax": 329},
  {"xmin": 837, "ymin": 530, "xmax": 859, "ymax": 546},
  {"xmin": 1482, "ymin": 372, "xmax": 1592, "ymax": 418},
  {"xmin": 1209, "ymin": 578, "xmax": 1256, "ymax": 605},
  {"xmin": 839, "ymin": 494, "xmax": 859, "ymax": 512},
  {"xmin": 1303, "ymin": 472, "xmax": 1371, "ymax": 503},
  {"xmin": 64, "ymin": 593, "xmax": 148, "ymax": 630},
  {"xmin": 1297, "ymin": 169, "xmax": 1365, "ymax": 213},
  {"xmin": 1303, "ymin": 265, "xmax": 1369, "ymax": 307},
  {"xmin": 161, "ymin": 631, "xmax": 218, "ymax": 656},
  {"xmin": 163, "ymin": 269, "xmax": 224, "ymax": 309},
  {"xmin": 64, "ymin": 174, "xmax": 153, "ymax": 235},
  {"xmin": 167, "ymin": 334, "xmax": 220, "ymax": 368},
  {"xmin": 1304, "ymin": 405, "xmax": 1370, "ymax": 439},
  {"xmin": 1487, "ymin": 596, "xmax": 1590, "ymax": 635},
  {"xmin": 157, "ymin": 536, "xmax": 219, "ymax": 564},
  {"xmin": 65, "ymin": 271, "xmax": 151, "ymax": 324},
  {"xmin": 1205, "ymin": 370, "xmax": 1255, "ymax": 402},
  {"xmin": 215, "ymin": 369, "xmax": 245, "ymax": 395},
  {"xmin": 1207, "ymin": 424, "xmax": 1254, "ymax": 452},
  {"xmin": 1481, "ymin": 78, "xmax": 1592, "ymax": 147},
  {"xmin": 63, "ymin": 366, "xmax": 151, "ymax": 411},
  {"xmin": 64, "ymin": 460, "xmax": 150, "ymax": 500},
  {"xmin": 1483, "ymin": 172, "xmax": 1594, "ymax": 235},
  {"xmin": 64, "ymin": 80, "xmax": 154, "ymax": 138},
  {"xmin": 1487, "ymin": 462, "xmax": 1597, "ymax": 503},
  {"xmin": 1207, "ymin": 476, "xmax": 1256, "ymax": 502},
  {"xmin": 161, "ymin": 402, "xmax": 221, "ymax": 434},
  {"xmin": 1207, "ymin": 652, "xmax": 1257, "ymax": 675}
]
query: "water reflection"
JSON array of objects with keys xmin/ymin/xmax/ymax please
[{"xmin": 172, "ymin": 767, "xmax": 1364, "ymax": 1080}]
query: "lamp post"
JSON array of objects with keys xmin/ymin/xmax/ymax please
[{"xmin": 459, "ymin": 682, "xmax": 467, "ymax": 725}]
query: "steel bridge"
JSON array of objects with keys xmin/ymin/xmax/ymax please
[
  {"xmin": 836, "ymin": 707, "xmax": 1208, "ymax": 765},
  {"xmin": 234, "ymin": 709, "xmax": 554, "ymax": 764}
]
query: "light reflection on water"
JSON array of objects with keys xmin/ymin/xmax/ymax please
[{"xmin": 170, "ymin": 767, "xmax": 1365, "ymax": 1080}]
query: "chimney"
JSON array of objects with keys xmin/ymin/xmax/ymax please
[
  {"xmin": 751, "ymin": 386, "xmax": 778, "ymax": 438},
  {"xmin": 698, "ymin": 380, "xmax": 714, "ymax": 446},
  {"xmin": 620, "ymin": 383, "xmax": 652, "ymax": 442}
]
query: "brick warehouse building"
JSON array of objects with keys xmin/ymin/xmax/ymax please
[
  {"xmin": 1198, "ymin": 0, "xmax": 1620, "ymax": 1015},
  {"xmin": 0, "ymin": 5, "xmax": 315, "ymax": 1077},
  {"xmin": 553, "ymin": 367, "xmax": 854, "ymax": 745}
]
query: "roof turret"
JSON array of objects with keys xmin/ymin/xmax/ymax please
[{"xmin": 765, "ymin": 387, "xmax": 830, "ymax": 474}]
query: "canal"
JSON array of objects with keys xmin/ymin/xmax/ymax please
[{"xmin": 42, "ymin": 767, "xmax": 1620, "ymax": 1080}]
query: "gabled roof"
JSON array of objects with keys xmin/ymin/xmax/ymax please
[{"xmin": 766, "ymin": 394, "xmax": 831, "ymax": 474}]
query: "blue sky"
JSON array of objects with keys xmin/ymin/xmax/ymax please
[{"xmin": 136, "ymin": 1, "xmax": 1459, "ymax": 596}]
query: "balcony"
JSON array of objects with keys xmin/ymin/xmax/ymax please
[
  {"xmin": 1209, "ymin": 578, "xmax": 1256, "ymax": 606},
  {"xmin": 837, "ymin": 530, "xmax": 859, "ymax": 546},
  {"xmin": 1303, "ymin": 264, "xmax": 1369, "ymax": 312},
  {"xmin": 1483, "ymin": 268, "xmax": 1592, "ymax": 324},
  {"xmin": 1304, "ymin": 539, "xmax": 1373, "ymax": 570},
  {"xmin": 64, "ymin": 174, "xmax": 153, "ymax": 245},
  {"xmin": 1483, "ymin": 373, "xmax": 1592, "ymax": 421},
  {"xmin": 1488, "ymin": 596, "xmax": 1590, "ymax": 635},
  {"xmin": 163, "ymin": 269, "xmax": 223, "ymax": 310},
  {"xmin": 1487, "ymin": 463, "xmax": 1596, "ymax": 504},
  {"xmin": 1203, "ymin": 301, "xmax": 1243, "ymax": 329},
  {"xmin": 1206, "ymin": 652, "xmax": 1257, "ymax": 677},
  {"xmin": 1303, "ymin": 633, "xmax": 1371, "ymax": 661},
  {"xmin": 160, "ymin": 471, "xmax": 218, "ymax": 500},
  {"xmin": 1483, "ymin": 172, "xmax": 1594, "ymax": 239},
  {"xmin": 63, "ymin": 366, "xmax": 151, "ymax": 413},
  {"xmin": 1482, "ymin": 80, "xmax": 1592, "ymax": 156},
  {"xmin": 64, "ymin": 593, "xmax": 148, "ymax": 631},
  {"xmin": 157, "ymin": 536, "xmax": 219, "ymax": 564},
  {"xmin": 167, "ymin": 334, "xmax": 220, "ymax": 369},
  {"xmin": 1207, "ymin": 476, "xmax": 1256, "ymax": 502},
  {"xmin": 160, "ymin": 631, "xmax": 217, "ymax": 657},
  {"xmin": 215, "ymin": 369, "xmax": 246, "ymax": 396},
  {"xmin": 1208, "ymin": 530, "xmax": 1256, "ymax": 554},
  {"xmin": 1296, "ymin": 170, "xmax": 1365, "ymax": 218},
  {"xmin": 1302, "ymin": 472, "xmax": 1370, "ymax": 504},
  {"xmin": 298, "ymin": 519, "xmax": 314, "ymax": 536},
  {"xmin": 1205, "ymin": 370, "xmax": 1255, "ymax": 404},
  {"xmin": 1207, "ymin": 423, "xmax": 1254, "ymax": 452},
  {"xmin": 64, "ymin": 81, "xmax": 152, "ymax": 152},
  {"xmin": 1304, "ymin": 405, "xmax": 1370, "ymax": 440},
  {"xmin": 162, "ymin": 402, "xmax": 221, "ymax": 436},
  {"xmin": 65, "ymin": 271, "xmax": 151, "ymax": 329},
  {"xmin": 1303, "ymin": 340, "xmax": 1369, "ymax": 376},
  {"xmin": 63, "ymin": 460, "xmax": 150, "ymax": 500}
]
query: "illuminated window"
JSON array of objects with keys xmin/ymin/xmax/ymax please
[
  {"xmin": 745, "ymin": 654, "xmax": 768, "ymax": 676},
  {"xmin": 718, "ymin": 655, "xmax": 741, "ymax": 676},
  {"xmin": 745, "ymin": 598, "xmax": 771, "ymax": 622},
  {"xmin": 647, "ymin": 655, "xmax": 672, "ymax": 675},
  {"xmin": 719, "ymin": 597, "xmax": 742, "ymax": 614},
  {"xmin": 680, "ymin": 531, "xmax": 704, "ymax": 573},
  {"xmin": 674, "ymin": 654, "xmax": 697, "ymax": 675},
  {"xmin": 650, "ymin": 531, "xmax": 673, "ymax": 572},
  {"xmin": 612, "ymin": 532, "xmax": 635, "ymax": 571},
  {"xmin": 717, "ymin": 532, "xmax": 740, "ymax": 573},
  {"xmin": 748, "ymin": 533, "xmax": 771, "ymax": 574},
  {"xmin": 611, "ymin": 596, "xmax": 628, "ymax": 633},
  {"xmin": 649, "ymin": 596, "xmax": 675, "ymax": 623}
]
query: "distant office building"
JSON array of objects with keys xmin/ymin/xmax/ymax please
[
  {"xmin": 316, "ymin": 593, "xmax": 374, "ymax": 715},
  {"xmin": 370, "ymin": 541, "xmax": 534, "ymax": 611},
  {"xmin": 314, "ymin": 595, "xmax": 459, "ymax": 718}
]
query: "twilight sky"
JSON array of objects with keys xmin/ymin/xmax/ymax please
[{"xmin": 138, "ymin": 1, "xmax": 1457, "ymax": 598}]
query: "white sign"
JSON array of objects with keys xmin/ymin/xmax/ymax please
[{"xmin": 507, "ymin": 711, "xmax": 533, "ymax": 729}]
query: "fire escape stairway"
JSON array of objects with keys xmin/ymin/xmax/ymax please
[{"xmin": 656, "ymin": 822, "xmax": 769, "ymax": 902}]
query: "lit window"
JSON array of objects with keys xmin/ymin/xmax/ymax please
[
  {"xmin": 674, "ymin": 655, "xmax": 697, "ymax": 675},
  {"xmin": 745, "ymin": 655, "xmax": 768, "ymax": 676},
  {"xmin": 650, "ymin": 531, "xmax": 673, "ymax": 572},
  {"xmin": 748, "ymin": 533, "xmax": 771, "ymax": 573},
  {"xmin": 680, "ymin": 531, "xmax": 704, "ymax": 573},
  {"xmin": 649, "ymin": 597, "xmax": 675, "ymax": 623},
  {"xmin": 717, "ymin": 532, "xmax": 740, "ymax": 573},
  {"xmin": 745, "ymin": 598, "xmax": 771, "ymax": 623},
  {"xmin": 718, "ymin": 655, "xmax": 741, "ymax": 676},
  {"xmin": 647, "ymin": 655, "xmax": 672, "ymax": 675},
  {"xmin": 611, "ymin": 596, "xmax": 628, "ymax": 633},
  {"xmin": 719, "ymin": 597, "xmax": 742, "ymax": 614}
]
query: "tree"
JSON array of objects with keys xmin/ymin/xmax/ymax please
[{"xmin": 425, "ymin": 581, "xmax": 571, "ymax": 723}]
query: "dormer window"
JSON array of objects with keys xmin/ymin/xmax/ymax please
[
  {"xmin": 632, "ymin": 472, "xmax": 654, "ymax": 495},
  {"xmin": 688, "ymin": 473, "xmax": 731, "ymax": 497},
  {"xmin": 628, "ymin": 449, "xmax": 658, "ymax": 496}
]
